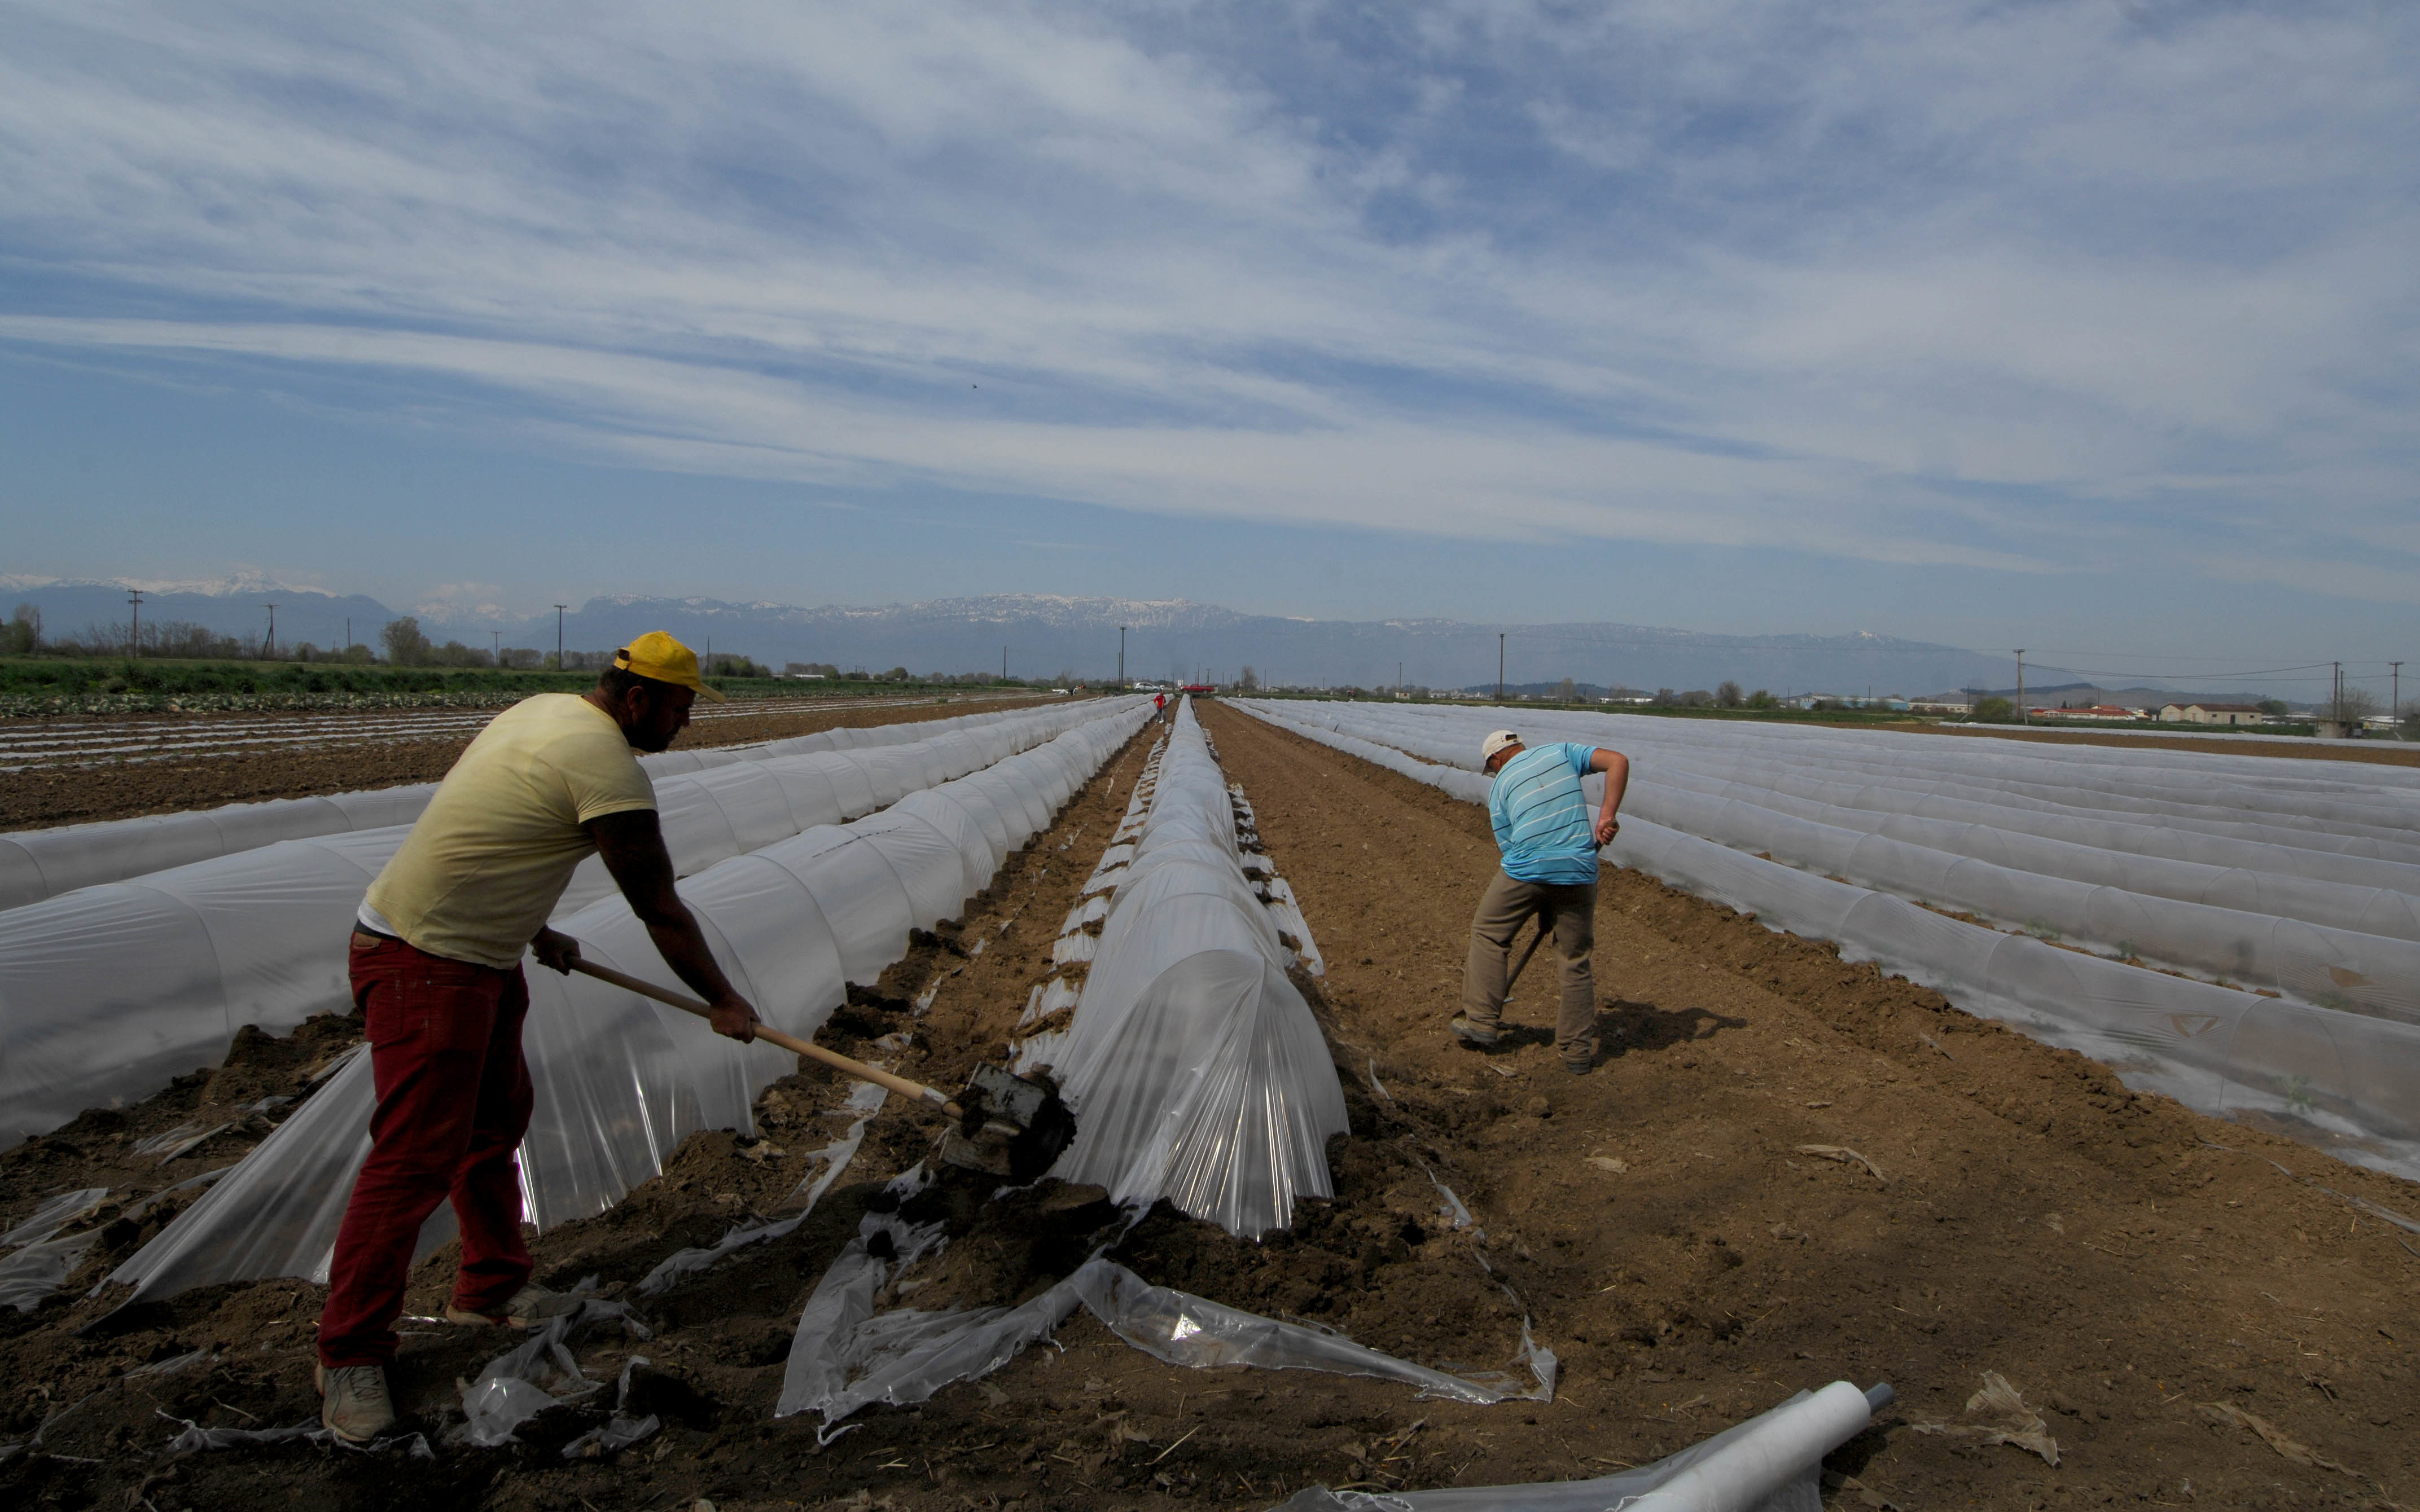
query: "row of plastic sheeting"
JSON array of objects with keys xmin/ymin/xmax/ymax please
[
  {"xmin": 1044, "ymin": 701, "xmax": 1348, "ymax": 1238},
  {"xmin": 0, "ymin": 698, "xmax": 1146, "ymax": 1144},
  {"xmin": 1241, "ymin": 701, "xmax": 2420, "ymax": 1022},
  {"xmin": 1236, "ymin": 701, "xmax": 2420, "ymax": 1183},
  {"xmin": 0, "ymin": 700, "xmax": 1081, "ymax": 913},
  {"xmin": 101, "ymin": 700, "xmax": 1154, "ymax": 1308}
]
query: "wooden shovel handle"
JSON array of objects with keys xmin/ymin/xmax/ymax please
[{"xmin": 565, "ymin": 956, "xmax": 959, "ymax": 1117}]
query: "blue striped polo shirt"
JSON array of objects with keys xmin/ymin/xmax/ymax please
[{"xmin": 1488, "ymin": 741, "xmax": 1601, "ymax": 885}]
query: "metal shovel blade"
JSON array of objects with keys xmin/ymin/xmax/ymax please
[{"xmin": 937, "ymin": 1063, "xmax": 1077, "ymax": 1182}]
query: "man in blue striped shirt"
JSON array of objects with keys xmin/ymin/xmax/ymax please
[{"xmin": 1454, "ymin": 729, "xmax": 1631, "ymax": 1073}]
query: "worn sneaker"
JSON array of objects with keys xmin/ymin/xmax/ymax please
[
  {"xmin": 1449, "ymin": 1015, "xmax": 1500, "ymax": 1048},
  {"xmin": 315, "ymin": 1362, "xmax": 396, "ymax": 1444},
  {"xmin": 445, "ymin": 1284, "xmax": 582, "ymax": 1329},
  {"xmin": 1563, "ymin": 1056, "xmax": 1594, "ymax": 1076}
]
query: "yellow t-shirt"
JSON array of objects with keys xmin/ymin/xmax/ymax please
[{"xmin": 364, "ymin": 694, "xmax": 657, "ymax": 968}]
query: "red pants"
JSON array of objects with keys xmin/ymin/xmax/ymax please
[{"xmin": 318, "ymin": 931, "xmax": 536, "ymax": 1368}]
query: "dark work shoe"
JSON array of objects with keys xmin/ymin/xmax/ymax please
[
  {"xmin": 1450, "ymin": 1016, "xmax": 1499, "ymax": 1048},
  {"xmin": 1563, "ymin": 1053, "xmax": 1595, "ymax": 1075}
]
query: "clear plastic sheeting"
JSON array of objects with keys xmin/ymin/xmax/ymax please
[
  {"xmin": 634, "ymin": 1080, "xmax": 887, "ymax": 1297},
  {"xmin": 0, "ymin": 785, "xmax": 437, "ymax": 914},
  {"xmin": 1, "ymin": 1187, "xmax": 107, "ymax": 1247},
  {"xmin": 1047, "ymin": 701, "xmax": 1348, "ymax": 1238},
  {"xmin": 0, "ymin": 701, "xmax": 1090, "ymax": 914},
  {"xmin": 777, "ymin": 1247, "xmax": 1555, "ymax": 1433},
  {"xmin": 1268, "ymin": 1381, "xmax": 1878, "ymax": 1512},
  {"xmin": 1238, "ymin": 701, "xmax": 2420, "ymax": 1181},
  {"xmin": 0, "ymin": 698, "xmax": 1148, "ymax": 1144},
  {"xmin": 453, "ymin": 1290, "xmax": 654, "ymax": 1449},
  {"xmin": 104, "ymin": 705, "xmax": 1152, "ymax": 1306},
  {"xmin": 1079, "ymin": 1260, "xmax": 1552, "ymax": 1404}
]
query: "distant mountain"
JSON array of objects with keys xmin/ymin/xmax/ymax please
[
  {"xmin": 0, "ymin": 577, "xmax": 2085, "ymax": 696},
  {"xmin": 0, "ymin": 575, "xmax": 394, "ymax": 655},
  {"xmin": 446, "ymin": 592, "xmax": 2020, "ymax": 695}
]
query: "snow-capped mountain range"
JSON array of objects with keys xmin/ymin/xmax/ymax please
[{"xmin": 0, "ymin": 577, "xmax": 2020, "ymax": 693}]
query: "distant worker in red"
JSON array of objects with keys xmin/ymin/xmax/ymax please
[
  {"xmin": 315, "ymin": 632, "xmax": 762, "ymax": 1443},
  {"xmin": 1154, "ymin": 691, "xmax": 1168, "ymax": 722},
  {"xmin": 1453, "ymin": 729, "xmax": 1629, "ymax": 1074}
]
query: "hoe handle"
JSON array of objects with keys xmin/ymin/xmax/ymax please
[
  {"xmin": 1504, "ymin": 917, "xmax": 1549, "ymax": 991},
  {"xmin": 566, "ymin": 956, "xmax": 961, "ymax": 1117}
]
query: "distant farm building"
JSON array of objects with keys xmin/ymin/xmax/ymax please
[{"xmin": 2160, "ymin": 702, "xmax": 2267, "ymax": 726}]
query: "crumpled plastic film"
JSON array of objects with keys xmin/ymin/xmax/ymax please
[
  {"xmin": 455, "ymin": 1290, "xmax": 652, "ymax": 1448},
  {"xmin": 1047, "ymin": 702, "xmax": 1347, "ymax": 1237},
  {"xmin": 0, "ymin": 1187, "xmax": 108, "ymax": 1248},
  {"xmin": 1238, "ymin": 700, "xmax": 2420, "ymax": 1180},
  {"xmin": 558, "ymin": 1356, "xmax": 661, "ymax": 1460},
  {"xmin": 1, "ymin": 698, "xmax": 1149, "ymax": 1145},
  {"xmin": 160, "ymin": 1409, "xmax": 435, "ymax": 1459},
  {"xmin": 635, "ymin": 1080, "xmax": 887, "ymax": 1297},
  {"xmin": 774, "ymin": 1249, "xmax": 1555, "ymax": 1435},
  {"xmin": 1074, "ymin": 1259, "xmax": 1553, "ymax": 1404},
  {"xmin": 101, "ymin": 704, "xmax": 1152, "ymax": 1303}
]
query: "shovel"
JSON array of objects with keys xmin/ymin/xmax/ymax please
[
  {"xmin": 566, "ymin": 956, "xmax": 1077, "ymax": 1182},
  {"xmin": 1503, "ymin": 916, "xmax": 1549, "ymax": 994}
]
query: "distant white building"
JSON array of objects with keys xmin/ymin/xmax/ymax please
[{"xmin": 2159, "ymin": 702, "xmax": 2266, "ymax": 726}]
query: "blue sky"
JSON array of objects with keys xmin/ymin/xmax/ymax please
[{"xmin": 2, "ymin": 1, "xmax": 2414, "ymax": 695}]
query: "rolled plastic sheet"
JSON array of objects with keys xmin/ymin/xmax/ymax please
[
  {"xmin": 102, "ymin": 704, "xmax": 1152, "ymax": 1306},
  {"xmin": 0, "ymin": 698, "xmax": 1148, "ymax": 1144},
  {"xmin": 1046, "ymin": 702, "xmax": 1348, "ymax": 1238},
  {"xmin": 1268, "ymin": 1381, "xmax": 1875, "ymax": 1511},
  {"xmin": 1238, "ymin": 701, "xmax": 2420, "ymax": 1181}
]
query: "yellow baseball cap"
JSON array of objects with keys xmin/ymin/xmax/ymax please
[{"xmin": 615, "ymin": 630, "xmax": 726, "ymax": 702}]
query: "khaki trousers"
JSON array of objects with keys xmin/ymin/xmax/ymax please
[{"xmin": 1461, "ymin": 869, "xmax": 1597, "ymax": 1058}]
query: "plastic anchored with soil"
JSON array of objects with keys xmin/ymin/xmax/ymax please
[
  {"xmin": 1045, "ymin": 701, "xmax": 1348, "ymax": 1238},
  {"xmin": 99, "ymin": 704, "xmax": 1153, "ymax": 1309},
  {"xmin": 0, "ymin": 698, "xmax": 1148, "ymax": 1144}
]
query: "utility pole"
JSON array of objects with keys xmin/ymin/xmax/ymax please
[
  {"xmin": 2394, "ymin": 662, "xmax": 2404, "ymax": 737},
  {"xmin": 1398, "ymin": 661, "xmax": 1404, "ymax": 695},
  {"xmin": 345, "ymin": 616, "xmax": 351, "ymax": 655},
  {"xmin": 555, "ymin": 605, "xmax": 567, "ymax": 671},
  {"xmin": 127, "ymin": 589, "xmax": 144, "ymax": 657},
  {"xmin": 2334, "ymin": 661, "xmax": 2343, "ymax": 728},
  {"xmin": 1498, "ymin": 633, "xmax": 1506, "ymax": 704},
  {"xmin": 262, "ymin": 603, "xmax": 278, "ymax": 659},
  {"xmin": 491, "ymin": 630, "xmax": 501, "ymax": 662},
  {"xmin": 2014, "ymin": 649, "xmax": 2026, "ymax": 724},
  {"xmin": 1119, "ymin": 626, "xmax": 1126, "ymax": 686},
  {"xmin": 1002, "ymin": 645, "xmax": 1008, "ymax": 682}
]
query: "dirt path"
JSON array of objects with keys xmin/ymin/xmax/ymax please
[
  {"xmin": 0, "ymin": 693, "xmax": 1064, "ymax": 830},
  {"xmin": 3, "ymin": 706, "xmax": 2414, "ymax": 1511}
]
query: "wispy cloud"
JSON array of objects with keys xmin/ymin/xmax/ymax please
[{"xmin": 0, "ymin": 1, "xmax": 2413, "ymax": 596}]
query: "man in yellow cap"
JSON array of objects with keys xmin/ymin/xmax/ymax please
[{"xmin": 315, "ymin": 631, "xmax": 761, "ymax": 1442}]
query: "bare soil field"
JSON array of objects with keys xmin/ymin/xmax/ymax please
[
  {"xmin": 2, "ymin": 704, "xmax": 2414, "ymax": 1511},
  {"xmin": 0, "ymin": 693, "xmax": 1063, "ymax": 830}
]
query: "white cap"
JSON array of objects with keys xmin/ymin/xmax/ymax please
[{"xmin": 1481, "ymin": 729, "xmax": 1522, "ymax": 762}]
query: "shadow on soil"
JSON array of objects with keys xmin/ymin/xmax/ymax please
[{"xmin": 1595, "ymin": 997, "xmax": 1750, "ymax": 1060}]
